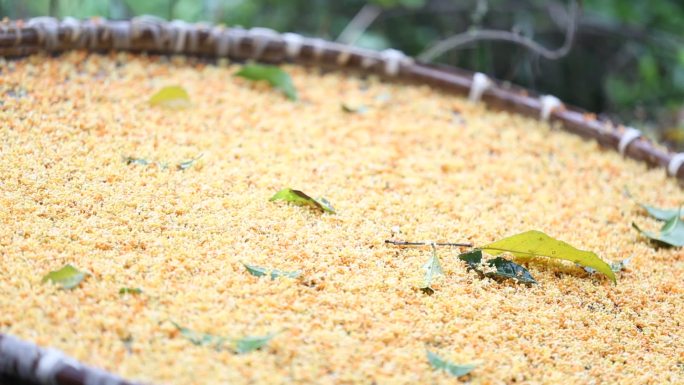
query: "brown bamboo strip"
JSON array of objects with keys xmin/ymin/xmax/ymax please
[
  {"xmin": 0, "ymin": 333, "xmax": 144, "ymax": 385},
  {"xmin": 0, "ymin": 45, "xmax": 41, "ymax": 57}
]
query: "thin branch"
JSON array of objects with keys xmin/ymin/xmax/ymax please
[
  {"xmin": 336, "ymin": 4, "xmax": 382, "ymax": 45},
  {"xmin": 418, "ymin": 0, "xmax": 579, "ymax": 62},
  {"xmin": 385, "ymin": 240, "xmax": 473, "ymax": 247}
]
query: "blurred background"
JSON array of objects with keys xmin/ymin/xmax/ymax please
[{"xmin": 1, "ymin": 0, "xmax": 683, "ymax": 149}]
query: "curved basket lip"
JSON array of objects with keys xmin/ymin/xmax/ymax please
[
  {"xmin": 0, "ymin": 15, "xmax": 682, "ymax": 385},
  {"xmin": 0, "ymin": 332, "xmax": 144, "ymax": 385}
]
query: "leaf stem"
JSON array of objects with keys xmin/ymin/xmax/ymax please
[{"xmin": 385, "ymin": 240, "xmax": 473, "ymax": 247}]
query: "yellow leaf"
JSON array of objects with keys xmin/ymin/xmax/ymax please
[
  {"xmin": 482, "ymin": 230, "xmax": 616, "ymax": 284},
  {"xmin": 149, "ymin": 86, "xmax": 191, "ymax": 108}
]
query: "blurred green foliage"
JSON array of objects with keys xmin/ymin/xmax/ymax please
[{"xmin": 1, "ymin": 0, "xmax": 682, "ymax": 147}]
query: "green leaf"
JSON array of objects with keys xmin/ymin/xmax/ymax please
[
  {"xmin": 315, "ymin": 197, "xmax": 335, "ymax": 213},
  {"xmin": 119, "ymin": 287, "xmax": 143, "ymax": 295},
  {"xmin": 172, "ymin": 322, "xmax": 274, "ymax": 354},
  {"xmin": 243, "ymin": 263, "xmax": 301, "ymax": 280},
  {"xmin": 232, "ymin": 333, "xmax": 276, "ymax": 354},
  {"xmin": 124, "ymin": 156, "xmax": 150, "ymax": 166},
  {"xmin": 123, "ymin": 156, "xmax": 168, "ymax": 169},
  {"xmin": 269, "ymin": 188, "xmax": 335, "ymax": 214},
  {"xmin": 172, "ymin": 322, "xmax": 227, "ymax": 349},
  {"xmin": 633, "ymin": 208, "xmax": 684, "ymax": 247},
  {"xmin": 481, "ymin": 230, "xmax": 616, "ymax": 284},
  {"xmin": 149, "ymin": 85, "xmax": 191, "ymax": 108},
  {"xmin": 234, "ymin": 64, "xmax": 297, "ymax": 100},
  {"xmin": 638, "ymin": 204, "xmax": 681, "ymax": 222},
  {"xmin": 419, "ymin": 244, "xmax": 444, "ymax": 293},
  {"xmin": 487, "ymin": 257, "xmax": 537, "ymax": 284},
  {"xmin": 458, "ymin": 250, "xmax": 536, "ymax": 285},
  {"xmin": 458, "ymin": 250, "xmax": 484, "ymax": 266},
  {"xmin": 42, "ymin": 264, "xmax": 87, "ymax": 289},
  {"xmin": 341, "ymin": 103, "xmax": 368, "ymax": 114},
  {"xmin": 177, "ymin": 154, "xmax": 203, "ymax": 171},
  {"xmin": 426, "ymin": 350, "xmax": 477, "ymax": 377},
  {"xmin": 624, "ymin": 188, "xmax": 680, "ymax": 221}
]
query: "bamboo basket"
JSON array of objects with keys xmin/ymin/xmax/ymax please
[{"xmin": 0, "ymin": 16, "xmax": 682, "ymax": 385}]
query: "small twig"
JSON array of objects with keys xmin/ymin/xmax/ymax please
[
  {"xmin": 336, "ymin": 4, "xmax": 382, "ymax": 45},
  {"xmin": 418, "ymin": 0, "xmax": 579, "ymax": 62},
  {"xmin": 385, "ymin": 240, "xmax": 473, "ymax": 247}
]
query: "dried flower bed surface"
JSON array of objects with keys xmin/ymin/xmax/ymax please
[{"xmin": 1, "ymin": 52, "xmax": 683, "ymax": 385}]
